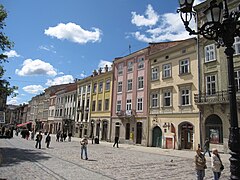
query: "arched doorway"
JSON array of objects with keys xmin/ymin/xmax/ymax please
[
  {"xmin": 205, "ymin": 114, "xmax": 223, "ymax": 144},
  {"xmin": 102, "ymin": 121, "xmax": 108, "ymax": 141},
  {"xmin": 152, "ymin": 126, "xmax": 162, "ymax": 147},
  {"xmin": 136, "ymin": 122, "xmax": 142, "ymax": 144},
  {"xmin": 180, "ymin": 122, "xmax": 194, "ymax": 149}
]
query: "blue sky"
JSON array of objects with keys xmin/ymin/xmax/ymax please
[{"xmin": 2, "ymin": 0, "xmax": 203, "ymax": 105}]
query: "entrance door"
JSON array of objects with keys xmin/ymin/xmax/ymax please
[
  {"xmin": 102, "ymin": 121, "xmax": 108, "ymax": 141},
  {"xmin": 152, "ymin": 126, "xmax": 162, "ymax": 147},
  {"xmin": 136, "ymin": 122, "xmax": 142, "ymax": 144},
  {"xmin": 180, "ymin": 123, "xmax": 194, "ymax": 149}
]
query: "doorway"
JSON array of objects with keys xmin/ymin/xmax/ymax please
[
  {"xmin": 136, "ymin": 122, "xmax": 142, "ymax": 144},
  {"xmin": 152, "ymin": 126, "xmax": 162, "ymax": 147},
  {"xmin": 180, "ymin": 122, "xmax": 194, "ymax": 149}
]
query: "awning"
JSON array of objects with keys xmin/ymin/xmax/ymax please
[{"xmin": 17, "ymin": 122, "xmax": 32, "ymax": 127}]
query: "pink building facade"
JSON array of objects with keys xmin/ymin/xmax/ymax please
[{"xmin": 111, "ymin": 48, "xmax": 150, "ymax": 146}]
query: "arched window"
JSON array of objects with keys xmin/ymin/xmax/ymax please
[{"xmin": 205, "ymin": 114, "xmax": 223, "ymax": 144}]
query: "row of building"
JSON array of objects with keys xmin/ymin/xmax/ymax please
[{"xmin": 2, "ymin": 0, "xmax": 240, "ymax": 153}]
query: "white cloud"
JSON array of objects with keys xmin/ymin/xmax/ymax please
[
  {"xmin": 130, "ymin": 5, "xmax": 196, "ymax": 42},
  {"xmin": 7, "ymin": 96, "xmax": 19, "ymax": 105},
  {"xmin": 98, "ymin": 60, "xmax": 112, "ymax": 72},
  {"xmin": 131, "ymin": 4, "xmax": 159, "ymax": 27},
  {"xmin": 44, "ymin": 22, "xmax": 102, "ymax": 44},
  {"xmin": 45, "ymin": 75, "xmax": 74, "ymax": 86},
  {"xmin": 39, "ymin": 45, "xmax": 56, "ymax": 53},
  {"xmin": 23, "ymin": 85, "xmax": 45, "ymax": 94},
  {"xmin": 15, "ymin": 59, "xmax": 57, "ymax": 76},
  {"xmin": 4, "ymin": 50, "xmax": 20, "ymax": 58}
]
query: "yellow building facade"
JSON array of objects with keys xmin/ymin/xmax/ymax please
[{"xmin": 149, "ymin": 38, "xmax": 200, "ymax": 150}]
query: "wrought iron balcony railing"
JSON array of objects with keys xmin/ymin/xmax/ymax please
[{"xmin": 194, "ymin": 90, "xmax": 240, "ymax": 104}]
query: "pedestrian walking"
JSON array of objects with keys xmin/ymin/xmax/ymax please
[
  {"xmin": 194, "ymin": 148, "xmax": 207, "ymax": 180},
  {"xmin": 63, "ymin": 132, "xmax": 67, "ymax": 141},
  {"xmin": 31, "ymin": 130, "xmax": 35, "ymax": 140},
  {"xmin": 60, "ymin": 132, "xmax": 63, "ymax": 142},
  {"xmin": 211, "ymin": 148, "xmax": 224, "ymax": 180},
  {"xmin": 113, "ymin": 136, "xmax": 119, "ymax": 148},
  {"xmin": 203, "ymin": 138, "xmax": 211, "ymax": 157},
  {"xmin": 45, "ymin": 133, "xmax": 51, "ymax": 148},
  {"xmin": 35, "ymin": 131, "xmax": 43, "ymax": 149},
  {"xmin": 80, "ymin": 136, "xmax": 88, "ymax": 160},
  {"xmin": 56, "ymin": 131, "xmax": 60, "ymax": 142}
]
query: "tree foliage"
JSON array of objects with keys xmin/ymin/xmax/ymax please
[{"xmin": 0, "ymin": 4, "xmax": 17, "ymax": 99}]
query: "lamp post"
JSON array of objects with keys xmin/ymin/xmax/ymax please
[{"xmin": 178, "ymin": 0, "xmax": 240, "ymax": 179}]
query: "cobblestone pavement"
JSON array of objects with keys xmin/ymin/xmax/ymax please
[{"xmin": 0, "ymin": 135, "xmax": 230, "ymax": 180}]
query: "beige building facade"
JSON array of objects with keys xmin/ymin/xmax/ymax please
[{"xmin": 149, "ymin": 38, "xmax": 200, "ymax": 150}]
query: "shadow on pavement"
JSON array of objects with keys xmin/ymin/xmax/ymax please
[{"xmin": 0, "ymin": 147, "xmax": 51, "ymax": 167}]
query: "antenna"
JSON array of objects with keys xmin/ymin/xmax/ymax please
[{"xmin": 129, "ymin": 44, "xmax": 131, "ymax": 54}]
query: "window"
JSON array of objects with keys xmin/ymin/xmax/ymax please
[
  {"xmin": 137, "ymin": 58, "xmax": 144, "ymax": 69},
  {"xmin": 126, "ymin": 99, "xmax": 132, "ymax": 110},
  {"xmin": 163, "ymin": 64, "xmax": 171, "ymax": 78},
  {"xmin": 181, "ymin": 88, "xmax": 190, "ymax": 106},
  {"xmin": 179, "ymin": 59, "xmax": 189, "ymax": 74},
  {"xmin": 117, "ymin": 81, "xmax": 123, "ymax": 92},
  {"xmin": 127, "ymin": 79, "xmax": 132, "ymax": 91},
  {"xmin": 87, "ymin": 84, "xmax": 91, "ymax": 93},
  {"xmin": 92, "ymin": 101, "xmax": 96, "ymax": 111},
  {"xmin": 82, "ymin": 86, "xmax": 86, "ymax": 94},
  {"xmin": 127, "ymin": 61, "xmax": 133, "ymax": 72},
  {"xmin": 234, "ymin": 37, "xmax": 240, "ymax": 55},
  {"xmin": 235, "ymin": 70, "xmax": 240, "ymax": 91},
  {"xmin": 99, "ymin": 81, "xmax": 103, "ymax": 93},
  {"xmin": 205, "ymin": 44, "xmax": 216, "ymax": 62},
  {"xmin": 163, "ymin": 90, "xmax": 171, "ymax": 107},
  {"xmin": 151, "ymin": 67, "xmax": 159, "ymax": 80},
  {"xmin": 105, "ymin": 79, "xmax": 110, "ymax": 91},
  {"xmin": 98, "ymin": 100, "xmax": 102, "ymax": 111},
  {"xmin": 206, "ymin": 75, "xmax": 216, "ymax": 95},
  {"xmin": 93, "ymin": 83, "xmax": 97, "ymax": 93},
  {"xmin": 116, "ymin": 100, "xmax": 121, "ymax": 112},
  {"xmin": 78, "ymin": 86, "xmax": 82, "ymax": 94},
  {"xmin": 105, "ymin": 99, "xmax": 109, "ymax": 111},
  {"xmin": 118, "ymin": 63, "xmax": 123, "ymax": 75},
  {"xmin": 138, "ymin": 76, "xmax": 144, "ymax": 89},
  {"xmin": 151, "ymin": 93, "xmax": 158, "ymax": 108},
  {"xmin": 137, "ymin": 98, "xmax": 143, "ymax": 111}
]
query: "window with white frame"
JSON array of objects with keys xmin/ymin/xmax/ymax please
[
  {"xmin": 93, "ymin": 83, "xmax": 97, "ymax": 93},
  {"xmin": 179, "ymin": 59, "xmax": 189, "ymax": 74},
  {"xmin": 151, "ymin": 67, "xmax": 159, "ymax": 80},
  {"xmin": 138, "ymin": 76, "xmax": 144, "ymax": 89},
  {"xmin": 105, "ymin": 79, "xmax": 110, "ymax": 91},
  {"xmin": 137, "ymin": 98, "xmax": 143, "ymax": 111},
  {"xmin": 78, "ymin": 86, "xmax": 82, "ymax": 94},
  {"xmin": 235, "ymin": 70, "xmax": 240, "ymax": 91},
  {"xmin": 127, "ymin": 61, "xmax": 133, "ymax": 72},
  {"xmin": 180, "ymin": 87, "xmax": 190, "ymax": 106},
  {"xmin": 163, "ymin": 64, "xmax": 171, "ymax": 78},
  {"xmin": 138, "ymin": 58, "xmax": 144, "ymax": 69},
  {"xmin": 163, "ymin": 90, "xmax": 171, "ymax": 107},
  {"xmin": 82, "ymin": 86, "xmax": 86, "ymax": 94},
  {"xmin": 234, "ymin": 37, "xmax": 240, "ymax": 55},
  {"xmin": 151, "ymin": 93, "xmax": 158, "ymax": 108},
  {"xmin": 105, "ymin": 99, "xmax": 109, "ymax": 111},
  {"xmin": 127, "ymin": 79, "xmax": 132, "ymax": 91},
  {"xmin": 118, "ymin": 63, "xmax": 123, "ymax": 75},
  {"xmin": 116, "ymin": 100, "xmax": 122, "ymax": 112},
  {"xmin": 206, "ymin": 75, "xmax": 216, "ymax": 95},
  {"xmin": 99, "ymin": 81, "xmax": 103, "ymax": 93},
  {"xmin": 205, "ymin": 44, "xmax": 216, "ymax": 62},
  {"xmin": 126, "ymin": 99, "xmax": 132, "ymax": 110},
  {"xmin": 117, "ymin": 81, "xmax": 122, "ymax": 92}
]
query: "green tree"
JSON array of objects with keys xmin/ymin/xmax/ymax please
[{"xmin": 0, "ymin": 4, "xmax": 17, "ymax": 103}]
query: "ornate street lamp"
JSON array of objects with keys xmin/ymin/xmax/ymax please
[{"xmin": 178, "ymin": 0, "xmax": 240, "ymax": 179}]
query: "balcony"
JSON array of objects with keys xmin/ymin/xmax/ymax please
[
  {"xmin": 116, "ymin": 110, "xmax": 125, "ymax": 117},
  {"xmin": 194, "ymin": 90, "xmax": 240, "ymax": 105}
]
